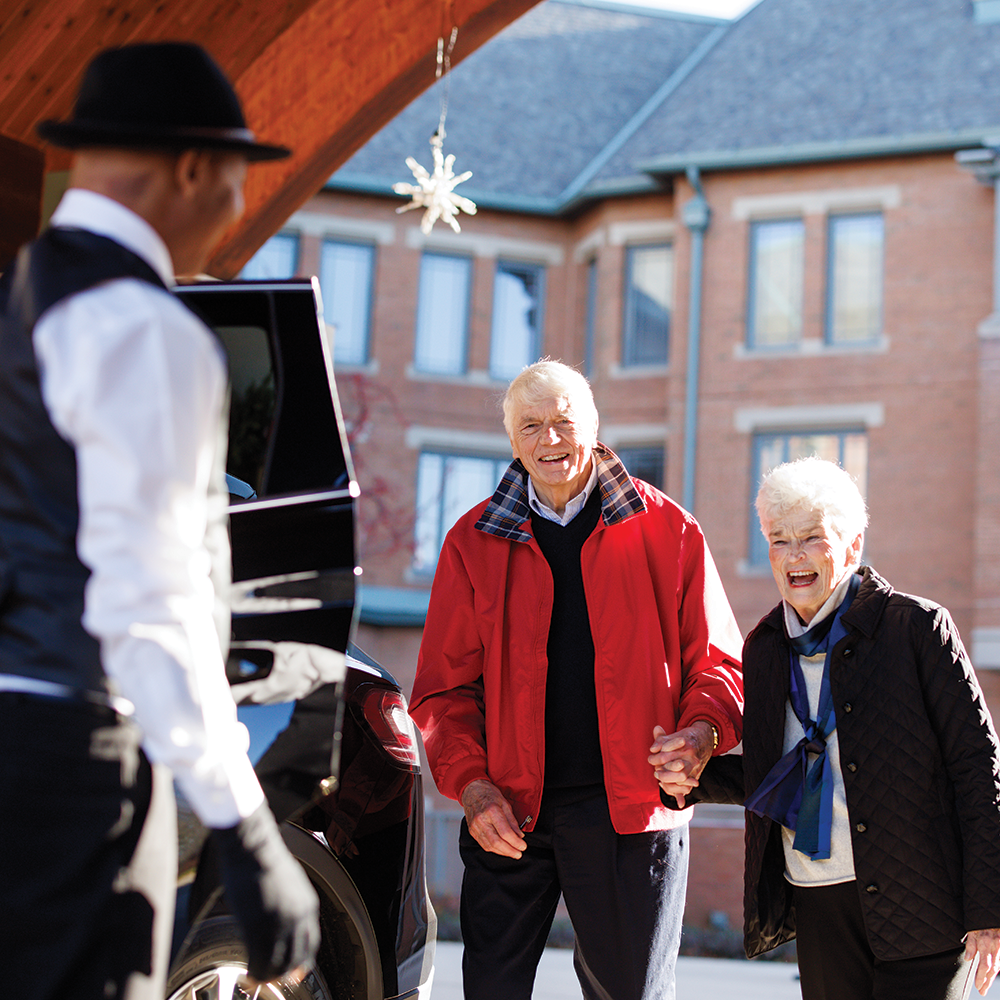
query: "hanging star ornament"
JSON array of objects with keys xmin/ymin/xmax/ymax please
[{"xmin": 393, "ymin": 129, "xmax": 477, "ymax": 234}]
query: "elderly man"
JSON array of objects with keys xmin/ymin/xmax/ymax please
[
  {"xmin": 410, "ymin": 360, "xmax": 743, "ymax": 1000},
  {"xmin": 653, "ymin": 457, "xmax": 1000, "ymax": 1000},
  {"xmin": 0, "ymin": 44, "xmax": 317, "ymax": 999}
]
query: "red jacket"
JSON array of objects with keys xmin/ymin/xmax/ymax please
[{"xmin": 410, "ymin": 450, "xmax": 744, "ymax": 834}]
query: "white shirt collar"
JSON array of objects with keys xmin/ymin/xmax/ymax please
[
  {"xmin": 527, "ymin": 460, "xmax": 599, "ymax": 527},
  {"xmin": 50, "ymin": 189, "xmax": 176, "ymax": 288},
  {"xmin": 784, "ymin": 570, "xmax": 856, "ymax": 639}
]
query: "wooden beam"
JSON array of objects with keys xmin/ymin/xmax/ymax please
[
  {"xmin": 208, "ymin": 0, "xmax": 540, "ymax": 276},
  {"xmin": 0, "ymin": 0, "xmax": 541, "ymax": 273},
  {"xmin": 0, "ymin": 134, "xmax": 43, "ymax": 270}
]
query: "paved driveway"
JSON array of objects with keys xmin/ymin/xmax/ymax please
[{"xmin": 430, "ymin": 940, "xmax": 802, "ymax": 999}]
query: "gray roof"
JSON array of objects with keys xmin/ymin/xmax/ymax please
[
  {"xmin": 595, "ymin": 0, "xmax": 1000, "ymax": 185},
  {"xmin": 328, "ymin": 0, "xmax": 1000, "ymax": 213},
  {"xmin": 329, "ymin": 0, "xmax": 724, "ymax": 211}
]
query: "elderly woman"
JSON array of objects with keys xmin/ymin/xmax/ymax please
[{"xmin": 652, "ymin": 457, "xmax": 1000, "ymax": 999}]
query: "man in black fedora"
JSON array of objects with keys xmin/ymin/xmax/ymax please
[{"xmin": 0, "ymin": 43, "xmax": 318, "ymax": 1000}]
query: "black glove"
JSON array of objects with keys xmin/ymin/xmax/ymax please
[{"xmin": 210, "ymin": 802, "xmax": 320, "ymax": 982}]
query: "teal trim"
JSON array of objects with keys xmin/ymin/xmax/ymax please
[
  {"xmin": 326, "ymin": 129, "xmax": 1000, "ymax": 214},
  {"xmin": 324, "ymin": 172, "xmax": 563, "ymax": 216},
  {"xmin": 681, "ymin": 166, "xmax": 710, "ymax": 515},
  {"xmin": 561, "ymin": 175, "xmax": 661, "ymax": 209},
  {"xmin": 637, "ymin": 129, "xmax": 1000, "ymax": 176},
  {"xmin": 323, "ymin": 172, "xmax": 399, "ymax": 195},
  {"xmin": 357, "ymin": 586, "xmax": 431, "ymax": 628}
]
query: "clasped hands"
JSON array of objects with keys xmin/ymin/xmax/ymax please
[{"xmin": 647, "ymin": 721, "xmax": 716, "ymax": 808}]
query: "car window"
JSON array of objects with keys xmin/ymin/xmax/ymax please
[
  {"xmin": 177, "ymin": 280, "xmax": 354, "ymax": 500},
  {"xmin": 217, "ymin": 324, "xmax": 276, "ymax": 496}
]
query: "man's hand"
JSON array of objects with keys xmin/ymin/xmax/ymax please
[
  {"xmin": 966, "ymin": 928, "xmax": 1000, "ymax": 995},
  {"xmin": 461, "ymin": 779, "xmax": 528, "ymax": 858},
  {"xmin": 648, "ymin": 722, "xmax": 715, "ymax": 808},
  {"xmin": 211, "ymin": 803, "xmax": 320, "ymax": 983}
]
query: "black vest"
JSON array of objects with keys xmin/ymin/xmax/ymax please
[{"xmin": 0, "ymin": 228, "xmax": 170, "ymax": 693}]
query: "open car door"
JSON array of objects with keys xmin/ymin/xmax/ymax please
[{"xmin": 175, "ymin": 277, "xmax": 357, "ymax": 791}]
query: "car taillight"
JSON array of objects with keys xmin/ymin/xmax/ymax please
[{"xmin": 361, "ymin": 688, "xmax": 421, "ymax": 769}]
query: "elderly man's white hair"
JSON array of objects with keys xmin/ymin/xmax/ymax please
[
  {"xmin": 756, "ymin": 456, "xmax": 869, "ymax": 545},
  {"xmin": 502, "ymin": 360, "xmax": 598, "ymax": 438}
]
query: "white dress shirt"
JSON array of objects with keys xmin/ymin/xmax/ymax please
[
  {"xmin": 33, "ymin": 188, "xmax": 264, "ymax": 827},
  {"xmin": 526, "ymin": 461, "xmax": 599, "ymax": 526}
]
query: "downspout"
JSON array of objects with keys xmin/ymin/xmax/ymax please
[{"xmin": 681, "ymin": 166, "xmax": 711, "ymax": 514}]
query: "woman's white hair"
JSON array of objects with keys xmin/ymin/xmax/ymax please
[
  {"xmin": 502, "ymin": 359, "xmax": 598, "ymax": 438},
  {"xmin": 756, "ymin": 456, "xmax": 868, "ymax": 543}
]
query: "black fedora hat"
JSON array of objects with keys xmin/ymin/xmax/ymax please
[{"xmin": 37, "ymin": 42, "xmax": 290, "ymax": 162}]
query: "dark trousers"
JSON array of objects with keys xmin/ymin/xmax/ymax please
[
  {"xmin": 1, "ymin": 692, "xmax": 177, "ymax": 1000},
  {"xmin": 794, "ymin": 881, "xmax": 974, "ymax": 1000},
  {"xmin": 459, "ymin": 786, "xmax": 688, "ymax": 1000}
]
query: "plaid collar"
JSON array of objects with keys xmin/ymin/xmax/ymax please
[{"xmin": 474, "ymin": 443, "xmax": 647, "ymax": 542}]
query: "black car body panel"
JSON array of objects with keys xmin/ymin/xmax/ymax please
[{"xmin": 169, "ymin": 279, "xmax": 434, "ymax": 1000}]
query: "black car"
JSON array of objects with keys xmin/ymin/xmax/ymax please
[{"xmin": 165, "ymin": 279, "xmax": 435, "ymax": 1000}]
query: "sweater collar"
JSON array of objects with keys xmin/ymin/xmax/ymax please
[{"xmin": 474, "ymin": 443, "xmax": 647, "ymax": 542}]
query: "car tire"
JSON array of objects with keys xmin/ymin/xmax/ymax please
[{"xmin": 165, "ymin": 916, "xmax": 333, "ymax": 1000}]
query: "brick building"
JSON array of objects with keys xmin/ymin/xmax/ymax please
[{"xmin": 242, "ymin": 0, "xmax": 1000, "ymax": 931}]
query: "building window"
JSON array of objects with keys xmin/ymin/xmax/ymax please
[
  {"xmin": 826, "ymin": 213, "xmax": 883, "ymax": 345},
  {"xmin": 622, "ymin": 244, "xmax": 672, "ymax": 367},
  {"xmin": 320, "ymin": 239, "xmax": 374, "ymax": 366},
  {"xmin": 748, "ymin": 430, "xmax": 867, "ymax": 566},
  {"xmin": 240, "ymin": 232, "xmax": 298, "ymax": 279},
  {"xmin": 414, "ymin": 452, "xmax": 509, "ymax": 573},
  {"xmin": 616, "ymin": 445, "xmax": 664, "ymax": 491},
  {"xmin": 747, "ymin": 219, "xmax": 804, "ymax": 348},
  {"xmin": 584, "ymin": 258, "xmax": 598, "ymax": 378},
  {"xmin": 490, "ymin": 260, "xmax": 545, "ymax": 381},
  {"xmin": 414, "ymin": 253, "xmax": 472, "ymax": 376}
]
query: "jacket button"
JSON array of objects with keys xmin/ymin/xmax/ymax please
[
  {"xmin": 843, "ymin": 647, "xmax": 854, "ymax": 658},
  {"xmin": 855, "ymin": 822, "xmax": 867, "ymax": 833},
  {"xmin": 843, "ymin": 703, "xmax": 852, "ymax": 713},
  {"xmin": 847, "ymin": 762, "xmax": 858, "ymax": 772},
  {"xmin": 866, "ymin": 883, "xmax": 879, "ymax": 894}
]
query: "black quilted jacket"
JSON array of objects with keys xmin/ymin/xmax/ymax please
[{"xmin": 683, "ymin": 566, "xmax": 1000, "ymax": 960}]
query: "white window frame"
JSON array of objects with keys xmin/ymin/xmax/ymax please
[
  {"xmin": 621, "ymin": 242, "xmax": 673, "ymax": 368},
  {"xmin": 413, "ymin": 449, "xmax": 510, "ymax": 575},
  {"xmin": 319, "ymin": 238, "xmax": 375, "ymax": 367},
  {"xmin": 489, "ymin": 259, "xmax": 546, "ymax": 381},
  {"xmin": 240, "ymin": 231, "xmax": 299, "ymax": 279},
  {"xmin": 825, "ymin": 211, "xmax": 884, "ymax": 346},
  {"xmin": 413, "ymin": 252, "xmax": 473, "ymax": 377}
]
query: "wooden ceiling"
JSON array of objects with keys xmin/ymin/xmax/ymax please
[{"xmin": 0, "ymin": 0, "xmax": 539, "ymax": 274}]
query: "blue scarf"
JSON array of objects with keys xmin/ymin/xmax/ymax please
[{"xmin": 744, "ymin": 573, "xmax": 860, "ymax": 860}]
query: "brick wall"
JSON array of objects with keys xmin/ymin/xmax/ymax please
[{"xmin": 300, "ymin": 146, "xmax": 1000, "ymax": 927}]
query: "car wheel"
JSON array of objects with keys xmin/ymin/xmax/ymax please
[{"xmin": 166, "ymin": 917, "xmax": 332, "ymax": 1000}]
